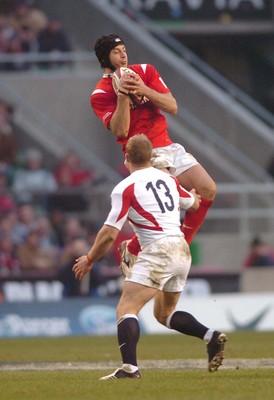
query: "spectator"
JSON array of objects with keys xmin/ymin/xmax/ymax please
[
  {"xmin": 10, "ymin": 2, "xmax": 48, "ymax": 36},
  {"xmin": 92, "ymin": 258, "xmax": 123, "ymax": 297},
  {"xmin": 244, "ymin": 237, "xmax": 274, "ymax": 268},
  {"xmin": 0, "ymin": 210, "xmax": 17, "ymax": 239},
  {"xmin": 59, "ymin": 237, "xmax": 121, "ymax": 297},
  {"xmin": 59, "ymin": 215, "xmax": 87, "ymax": 249},
  {"xmin": 17, "ymin": 228, "xmax": 58, "ymax": 274},
  {"xmin": 0, "ymin": 233, "xmax": 21, "ymax": 277},
  {"xmin": 12, "ymin": 147, "xmax": 58, "ymax": 203},
  {"xmin": 48, "ymin": 208, "xmax": 66, "ymax": 247},
  {"xmin": 1, "ymin": 3, "xmax": 46, "ymax": 71},
  {"xmin": 10, "ymin": 202, "xmax": 38, "ymax": 245},
  {"xmin": 58, "ymin": 237, "xmax": 91, "ymax": 297},
  {"xmin": 0, "ymin": 100, "xmax": 17, "ymax": 165},
  {"xmin": 3, "ymin": 34, "xmax": 26, "ymax": 71},
  {"xmin": 4, "ymin": 25, "xmax": 39, "ymax": 71},
  {"xmin": 54, "ymin": 151, "xmax": 99, "ymax": 188},
  {"xmin": 0, "ymin": 164, "xmax": 16, "ymax": 218},
  {"xmin": 37, "ymin": 15, "xmax": 72, "ymax": 69},
  {"xmin": 0, "ymin": 15, "xmax": 16, "ymax": 64},
  {"xmin": 35, "ymin": 214, "xmax": 60, "ymax": 256}
]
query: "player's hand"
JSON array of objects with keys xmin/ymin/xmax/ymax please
[
  {"xmin": 122, "ymin": 73, "xmax": 145, "ymax": 97},
  {"xmin": 190, "ymin": 188, "xmax": 201, "ymax": 199},
  {"xmin": 72, "ymin": 255, "xmax": 93, "ymax": 280},
  {"xmin": 190, "ymin": 189, "xmax": 201, "ymax": 209},
  {"xmin": 118, "ymin": 72, "xmax": 135, "ymax": 93}
]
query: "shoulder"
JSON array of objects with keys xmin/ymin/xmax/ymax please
[
  {"xmin": 129, "ymin": 63, "xmax": 157, "ymax": 75},
  {"xmin": 91, "ymin": 77, "xmax": 112, "ymax": 96},
  {"xmin": 112, "ymin": 175, "xmax": 135, "ymax": 194}
]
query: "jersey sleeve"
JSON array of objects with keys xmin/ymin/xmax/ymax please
[
  {"xmin": 90, "ymin": 90, "xmax": 116, "ymax": 129},
  {"xmin": 172, "ymin": 177, "xmax": 195, "ymax": 209},
  {"xmin": 104, "ymin": 182, "xmax": 134, "ymax": 230},
  {"xmin": 145, "ymin": 64, "xmax": 171, "ymax": 94}
]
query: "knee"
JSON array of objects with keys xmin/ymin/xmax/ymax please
[
  {"xmin": 154, "ymin": 310, "xmax": 170, "ymax": 327},
  {"xmin": 116, "ymin": 303, "xmax": 128, "ymax": 320},
  {"xmin": 200, "ymin": 180, "xmax": 217, "ymax": 201}
]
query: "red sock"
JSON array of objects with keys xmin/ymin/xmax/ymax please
[
  {"xmin": 127, "ymin": 235, "xmax": 141, "ymax": 256},
  {"xmin": 181, "ymin": 198, "xmax": 213, "ymax": 245}
]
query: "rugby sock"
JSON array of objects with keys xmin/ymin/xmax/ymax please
[
  {"xmin": 203, "ymin": 328, "xmax": 214, "ymax": 344},
  {"xmin": 117, "ymin": 314, "xmax": 140, "ymax": 367},
  {"xmin": 181, "ymin": 198, "xmax": 213, "ymax": 245},
  {"xmin": 167, "ymin": 311, "xmax": 208, "ymax": 339}
]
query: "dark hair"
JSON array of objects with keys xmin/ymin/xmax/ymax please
[
  {"xmin": 94, "ymin": 34, "xmax": 125, "ymax": 70},
  {"xmin": 251, "ymin": 237, "xmax": 263, "ymax": 247}
]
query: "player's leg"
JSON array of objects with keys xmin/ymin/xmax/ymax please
[
  {"xmin": 152, "ymin": 145, "xmax": 216, "ymax": 244},
  {"xmin": 177, "ymin": 163, "xmax": 216, "ymax": 244},
  {"xmin": 154, "ymin": 290, "xmax": 209, "ymax": 338},
  {"xmin": 117, "ymin": 281, "xmax": 157, "ymax": 318},
  {"xmin": 100, "ymin": 282, "xmax": 158, "ymax": 380},
  {"xmin": 154, "ymin": 291, "xmax": 227, "ymax": 372}
]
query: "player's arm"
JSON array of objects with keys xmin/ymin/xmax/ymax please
[
  {"xmin": 91, "ymin": 89, "xmax": 130, "ymax": 139},
  {"xmin": 140, "ymin": 87, "xmax": 177, "ymax": 115},
  {"xmin": 109, "ymin": 93, "xmax": 131, "ymax": 138},
  {"xmin": 186, "ymin": 189, "xmax": 201, "ymax": 211},
  {"xmin": 175, "ymin": 178, "xmax": 201, "ymax": 211},
  {"xmin": 73, "ymin": 224, "xmax": 119, "ymax": 280}
]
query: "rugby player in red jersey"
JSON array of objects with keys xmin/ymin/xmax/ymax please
[{"xmin": 91, "ymin": 34, "xmax": 216, "ymax": 250}]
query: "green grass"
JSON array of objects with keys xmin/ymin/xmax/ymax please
[
  {"xmin": 0, "ymin": 370, "xmax": 273, "ymax": 400},
  {"xmin": 0, "ymin": 332, "xmax": 274, "ymax": 400},
  {"xmin": 1, "ymin": 331, "xmax": 274, "ymax": 362}
]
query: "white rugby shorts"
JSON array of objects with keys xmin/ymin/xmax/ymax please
[
  {"xmin": 125, "ymin": 235, "xmax": 191, "ymax": 292},
  {"xmin": 152, "ymin": 143, "xmax": 199, "ymax": 177}
]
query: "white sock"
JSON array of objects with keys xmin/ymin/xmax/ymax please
[
  {"xmin": 203, "ymin": 329, "xmax": 214, "ymax": 344},
  {"xmin": 122, "ymin": 363, "xmax": 138, "ymax": 373}
]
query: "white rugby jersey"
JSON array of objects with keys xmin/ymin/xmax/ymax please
[{"xmin": 104, "ymin": 167, "xmax": 195, "ymax": 249}]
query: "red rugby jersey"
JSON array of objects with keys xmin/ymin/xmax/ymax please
[{"xmin": 91, "ymin": 63, "xmax": 173, "ymax": 153}]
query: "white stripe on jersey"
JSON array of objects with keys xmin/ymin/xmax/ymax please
[
  {"xmin": 92, "ymin": 89, "xmax": 107, "ymax": 95},
  {"xmin": 140, "ymin": 64, "xmax": 147, "ymax": 73}
]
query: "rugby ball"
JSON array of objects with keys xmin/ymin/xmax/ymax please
[{"xmin": 112, "ymin": 67, "xmax": 143, "ymax": 105}]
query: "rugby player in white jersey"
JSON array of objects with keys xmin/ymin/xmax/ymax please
[{"xmin": 73, "ymin": 134, "xmax": 227, "ymax": 380}]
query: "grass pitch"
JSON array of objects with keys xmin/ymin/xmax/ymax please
[{"xmin": 0, "ymin": 331, "xmax": 274, "ymax": 400}]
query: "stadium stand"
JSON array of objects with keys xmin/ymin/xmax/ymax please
[{"xmin": 1, "ymin": 0, "xmax": 274, "ymax": 299}]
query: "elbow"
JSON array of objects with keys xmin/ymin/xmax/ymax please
[
  {"xmin": 106, "ymin": 230, "xmax": 118, "ymax": 247},
  {"xmin": 109, "ymin": 120, "xmax": 129, "ymax": 139},
  {"xmin": 109, "ymin": 231, "xmax": 117, "ymax": 243},
  {"xmin": 165, "ymin": 105, "xmax": 177, "ymax": 115},
  {"xmin": 116, "ymin": 128, "xmax": 129, "ymax": 139},
  {"xmin": 170, "ymin": 107, "xmax": 178, "ymax": 115},
  {"xmin": 171, "ymin": 102, "xmax": 178, "ymax": 115},
  {"xmin": 167, "ymin": 100, "xmax": 178, "ymax": 115}
]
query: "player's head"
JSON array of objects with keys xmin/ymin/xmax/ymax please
[
  {"xmin": 94, "ymin": 34, "xmax": 125, "ymax": 71},
  {"xmin": 125, "ymin": 134, "xmax": 152, "ymax": 167}
]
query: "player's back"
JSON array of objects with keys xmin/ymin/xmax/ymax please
[{"xmin": 124, "ymin": 167, "xmax": 182, "ymax": 248}]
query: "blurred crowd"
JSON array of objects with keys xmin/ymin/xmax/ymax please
[
  {"xmin": 0, "ymin": 0, "xmax": 72, "ymax": 71},
  {"xmin": 243, "ymin": 237, "xmax": 274, "ymax": 268},
  {"xmin": 0, "ymin": 0, "xmax": 129, "ymax": 299},
  {"xmin": 0, "ymin": 97, "xmax": 125, "ymax": 300}
]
